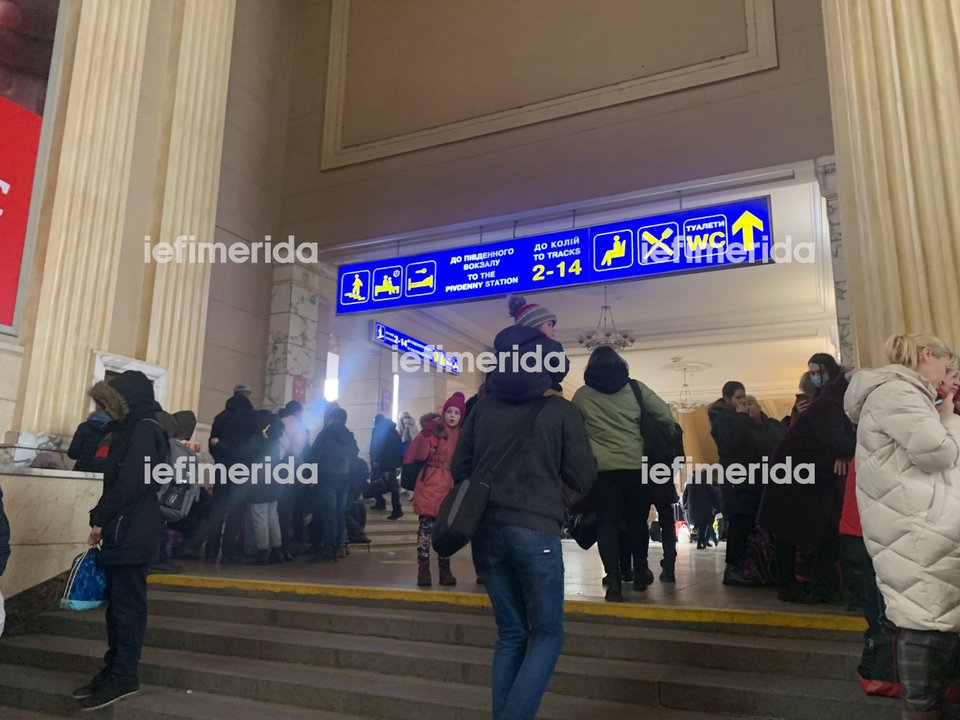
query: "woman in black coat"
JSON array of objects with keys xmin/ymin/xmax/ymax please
[
  {"xmin": 757, "ymin": 373, "xmax": 856, "ymax": 603},
  {"xmin": 709, "ymin": 387, "xmax": 785, "ymax": 585},
  {"xmin": 74, "ymin": 371, "xmax": 168, "ymax": 710}
]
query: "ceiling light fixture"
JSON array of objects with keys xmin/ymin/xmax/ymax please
[
  {"xmin": 577, "ymin": 286, "xmax": 634, "ymax": 350},
  {"xmin": 659, "ymin": 357, "xmax": 712, "ymax": 414}
]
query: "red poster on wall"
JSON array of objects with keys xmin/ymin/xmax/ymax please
[
  {"xmin": 0, "ymin": 97, "xmax": 43, "ymax": 329},
  {"xmin": 292, "ymin": 375, "xmax": 307, "ymax": 405},
  {"xmin": 0, "ymin": 0, "xmax": 63, "ymax": 330}
]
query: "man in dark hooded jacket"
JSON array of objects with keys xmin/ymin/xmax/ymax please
[
  {"xmin": 452, "ymin": 299, "xmax": 595, "ymax": 720},
  {"xmin": 75, "ymin": 371, "xmax": 167, "ymax": 711},
  {"xmin": 369, "ymin": 414, "xmax": 404, "ymax": 518},
  {"xmin": 204, "ymin": 389, "xmax": 256, "ymax": 563},
  {"xmin": 306, "ymin": 407, "xmax": 360, "ymax": 562},
  {"xmin": 209, "ymin": 386, "xmax": 253, "ymax": 463}
]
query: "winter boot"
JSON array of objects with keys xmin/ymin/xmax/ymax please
[
  {"xmin": 723, "ymin": 564, "xmax": 762, "ymax": 587},
  {"xmin": 605, "ymin": 575, "xmax": 624, "ymax": 602},
  {"xmin": 417, "ymin": 562, "xmax": 432, "ymax": 587},
  {"xmin": 659, "ymin": 558, "xmax": 676, "ymax": 583},
  {"xmin": 438, "ymin": 558, "xmax": 457, "ymax": 586},
  {"xmin": 633, "ymin": 565, "xmax": 653, "ymax": 592}
]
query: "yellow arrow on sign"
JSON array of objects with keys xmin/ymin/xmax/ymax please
[{"xmin": 731, "ymin": 211, "xmax": 763, "ymax": 251}]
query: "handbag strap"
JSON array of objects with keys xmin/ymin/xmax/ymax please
[
  {"xmin": 629, "ymin": 379, "xmax": 648, "ymax": 426},
  {"xmin": 629, "ymin": 378, "xmax": 645, "ymax": 410},
  {"xmin": 489, "ymin": 396, "xmax": 549, "ymax": 475}
]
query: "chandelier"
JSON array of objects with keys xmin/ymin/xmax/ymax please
[
  {"xmin": 660, "ymin": 358, "xmax": 712, "ymax": 414},
  {"xmin": 577, "ymin": 286, "xmax": 634, "ymax": 350}
]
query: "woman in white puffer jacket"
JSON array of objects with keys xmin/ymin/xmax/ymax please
[{"xmin": 845, "ymin": 334, "xmax": 960, "ymax": 720}]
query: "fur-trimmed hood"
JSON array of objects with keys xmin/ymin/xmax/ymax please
[{"xmin": 89, "ymin": 370, "xmax": 162, "ymax": 430}]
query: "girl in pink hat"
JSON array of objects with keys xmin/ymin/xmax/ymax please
[{"xmin": 406, "ymin": 392, "xmax": 466, "ymax": 587}]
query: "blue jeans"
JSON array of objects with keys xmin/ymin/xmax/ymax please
[
  {"xmin": 316, "ymin": 478, "xmax": 348, "ymax": 552},
  {"xmin": 473, "ymin": 522, "xmax": 564, "ymax": 720}
]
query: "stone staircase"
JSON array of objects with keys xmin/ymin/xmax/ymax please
[
  {"xmin": 0, "ymin": 584, "xmax": 902, "ymax": 719},
  {"xmin": 361, "ymin": 500, "xmax": 419, "ymax": 549}
]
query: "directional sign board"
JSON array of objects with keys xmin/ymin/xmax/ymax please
[
  {"xmin": 371, "ymin": 321, "xmax": 460, "ymax": 374},
  {"xmin": 338, "ymin": 196, "xmax": 772, "ymax": 315}
]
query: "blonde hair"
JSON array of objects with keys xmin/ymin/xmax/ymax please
[{"xmin": 885, "ymin": 333, "xmax": 956, "ymax": 373}]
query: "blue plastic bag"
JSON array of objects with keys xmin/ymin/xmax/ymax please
[{"xmin": 60, "ymin": 547, "xmax": 107, "ymax": 611}]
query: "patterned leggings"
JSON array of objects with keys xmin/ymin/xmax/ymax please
[
  {"xmin": 417, "ymin": 515, "xmax": 450, "ymax": 565},
  {"xmin": 897, "ymin": 628, "xmax": 960, "ymax": 713}
]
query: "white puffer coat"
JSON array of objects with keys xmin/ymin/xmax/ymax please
[{"xmin": 845, "ymin": 365, "xmax": 960, "ymax": 632}]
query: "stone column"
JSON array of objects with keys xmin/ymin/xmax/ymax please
[
  {"xmin": 822, "ymin": 0, "xmax": 960, "ymax": 366},
  {"xmin": 265, "ymin": 262, "xmax": 328, "ymax": 411},
  {"xmin": 814, "ymin": 157, "xmax": 854, "ymax": 368},
  {"xmin": 5, "ymin": 0, "xmax": 237, "ymax": 468},
  {"xmin": 18, "ymin": 0, "xmax": 153, "ymax": 437},
  {"xmin": 145, "ymin": 0, "xmax": 236, "ymax": 414}
]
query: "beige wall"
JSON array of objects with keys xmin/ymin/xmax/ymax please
[
  {"xmin": 0, "ymin": 470, "xmax": 100, "ymax": 598},
  {"xmin": 198, "ymin": 0, "xmax": 297, "ymax": 424},
  {"xmin": 0, "ymin": 342, "xmax": 23, "ymax": 439},
  {"xmin": 282, "ymin": 0, "xmax": 833, "ymax": 248}
]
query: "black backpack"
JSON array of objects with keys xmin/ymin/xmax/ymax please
[
  {"xmin": 400, "ymin": 458, "xmax": 427, "ymax": 492},
  {"xmin": 630, "ymin": 381, "xmax": 683, "ymax": 503}
]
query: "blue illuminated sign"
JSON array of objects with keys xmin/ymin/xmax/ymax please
[
  {"xmin": 338, "ymin": 196, "xmax": 772, "ymax": 314},
  {"xmin": 371, "ymin": 322, "xmax": 460, "ymax": 374}
]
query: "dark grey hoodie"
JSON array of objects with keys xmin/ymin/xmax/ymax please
[{"xmin": 452, "ymin": 348, "xmax": 596, "ymax": 536}]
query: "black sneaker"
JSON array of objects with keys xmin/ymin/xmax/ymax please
[
  {"xmin": 81, "ymin": 675, "xmax": 140, "ymax": 711},
  {"xmin": 387, "ymin": 510, "xmax": 404, "ymax": 520},
  {"xmin": 72, "ymin": 667, "xmax": 112, "ymax": 699}
]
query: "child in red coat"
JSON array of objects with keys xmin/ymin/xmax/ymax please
[{"xmin": 405, "ymin": 392, "xmax": 465, "ymax": 587}]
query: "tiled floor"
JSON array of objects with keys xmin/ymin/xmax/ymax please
[{"xmin": 172, "ymin": 525, "xmax": 856, "ymax": 618}]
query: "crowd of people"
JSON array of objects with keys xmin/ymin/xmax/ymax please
[{"xmin": 17, "ymin": 291, "xmax": 958, "ymax": 719}]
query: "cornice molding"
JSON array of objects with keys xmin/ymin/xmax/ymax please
[{"xmin": 320, "ymin": 0, "xmax": 777, "ymax": 169}]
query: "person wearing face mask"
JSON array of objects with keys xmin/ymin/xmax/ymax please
[
  {"xmin": 791, "ymin": 353, "xmax": 845, "ymax": 422},
  {"xmin": 406, "ymin": 393, "xmax": 466, "ymax": 587},
  {"xmin": 845, "ymin": 334, "xmax": 960, "ymax": 720},
  {"xmin": 758, "ymin": 358, "xmax": 856, "ymax": 603}
]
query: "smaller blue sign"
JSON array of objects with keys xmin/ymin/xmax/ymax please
[{"xmin": 371, "ymin": 322, "xmax": 460, "ymax": 374}]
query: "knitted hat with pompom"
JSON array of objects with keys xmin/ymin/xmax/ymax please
[{"xmin": 507, "ymin": 295, "xmax": 557, "ymax": 329}]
